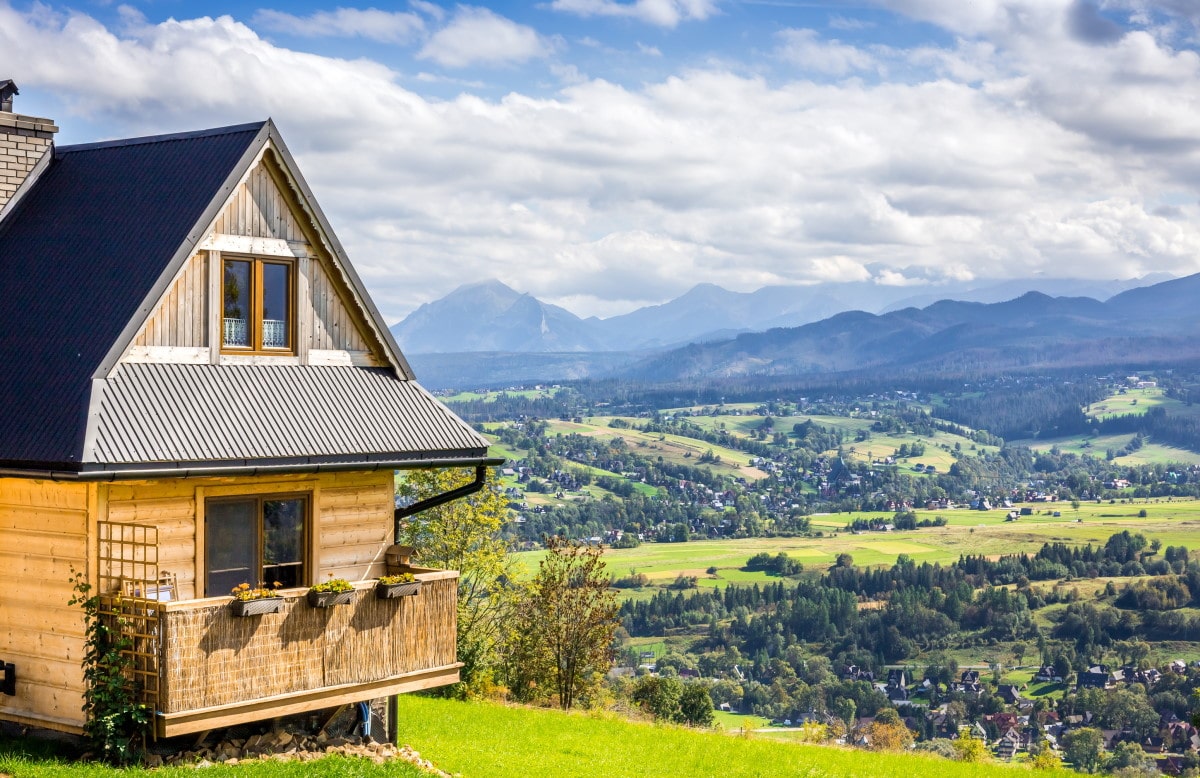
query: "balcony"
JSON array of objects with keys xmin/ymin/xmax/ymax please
[{"xmin": 151, "ymin": 570, "xmax": 459, "ymax": 738}]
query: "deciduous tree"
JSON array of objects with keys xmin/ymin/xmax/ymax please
[
  {"xmin": 397, "ymin": 468, "xmax": 516, "ymax": 693},
  {"xmin": 1062, "ymin": 727, "xmax": 1104, "ymax": 773},
  {"xmin": 506, "ymin": 537, "xmax": 618, "ymax": 709},
  {"xmin": 951, "ymin": 730, "xmax": 990, "ymax": 762}
]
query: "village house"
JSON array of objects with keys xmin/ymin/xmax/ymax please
[{"xmin": 0, "ymin": 84, "xmax": 497, "ymax": 738}]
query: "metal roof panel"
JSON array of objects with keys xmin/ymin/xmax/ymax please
[{"xmin": 87, "ymin": 363, "xmax": 488, "ymax": 466}]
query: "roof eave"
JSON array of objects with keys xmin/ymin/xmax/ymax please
[{"xmin": 0, "ymin": 452, "xmax": 504, "ymax": 482}]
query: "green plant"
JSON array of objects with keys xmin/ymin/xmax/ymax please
[
  {"xmin": 67, "ymin": 569, "xmax": 149, "ymax": 765},
  {"xmin": 378, "ymin": 573, "xmax": 417, "ymax": 585},
  {"xmin": 231, "ymin": 581, "xmax": 283, "ymax": 601},
  {"xmin": 309, "ymin": 577, "xmax": 353, "ymax": 593}
]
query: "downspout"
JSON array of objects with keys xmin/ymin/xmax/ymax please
[
  {"xmin": 388, "ymin": 460, "xmax": 500, "ymax": 744},
  {"xmin": 392, "ymin": 463, "xmax": 496, "ymax": 542}
]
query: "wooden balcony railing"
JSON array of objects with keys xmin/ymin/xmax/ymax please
[{"xmin": 152, "ymin": 570, "xmax": 458, "ymax": 737}]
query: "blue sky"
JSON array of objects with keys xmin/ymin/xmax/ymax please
[{"xmin": 2, "ymin": 0, "xmax": 1200, "ymax": 321}]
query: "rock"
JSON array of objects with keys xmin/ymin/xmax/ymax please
[{"xmin": 153, "ymin": 727, "xmax": 452, "ymax": 776}]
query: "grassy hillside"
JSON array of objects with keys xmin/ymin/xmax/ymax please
[{"xmin": 394, "ymin": 695, "xmax": 1072, "ymax": 778}]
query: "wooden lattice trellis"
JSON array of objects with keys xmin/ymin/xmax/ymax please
[{"xmin": 97, "ymin": 521, "xmax": 174, "ymax": 720}]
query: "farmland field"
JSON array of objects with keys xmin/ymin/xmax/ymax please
[
  {"xmin": 1017, "ymin": 433, "xmax": 1200, "ymax": 466},
  {"xmin": 1085, "ymin": 386, "xmax": 1200, "ymax": 421},
  {"xmin": 543, "ymin": 417, "xmax": 766, "ymax": 479},
  {"xmin": 515, "ymin": 499, "xmax": 1200, "ymax": 594}
]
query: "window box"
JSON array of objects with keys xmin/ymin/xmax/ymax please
[
  {"xmin": 230, "ymin": 597, "xmax": 284, "ymax": 617},
  {"xmin": 307, "ymin": 589, "xmax": 353, "ymax": 608},
  {"xmin": 376, "ymin": 580, "xmax": 422, "ymax": 599}
]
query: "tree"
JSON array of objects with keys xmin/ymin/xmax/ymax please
[
  {"xmin": 1029, "ymin": 747, "xmax": 1064, "ymax": 771},
  {"xmin": 864, "ymin": 718, "xmax": 914, "ymax": 751},
  {"xmin": 396, "ymin": 468, "xmax": 516, "ymax": 693},
  {"xmin": 678, "ymin": 683, "xmax": 715, "ymax": 727},
  {"xmin": 951, "ymin": 730, "xmax": 990, "ymax": 762},
  {"xmin": 631, "ymin": 674, "xmax": 682, "ymax": 721},
  {"xmin": 506, "ymin": 537, "xmax": 619, "ymax": 709},
  {"xmin": 1105, "ymin": 741, "xmax": 1156, "ymax": 774},
  {"xmin": 1062, "ymin": 727, "xmax": 1104, "ymax": 773}
]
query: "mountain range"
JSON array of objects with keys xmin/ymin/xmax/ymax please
[
  {"xmin": 394, "ymin": 273, "xmax": 1197, "ymax": 388},
  {"xmin": 390, "ymin": 275, "xmax": 1169, "ymax": 355}
]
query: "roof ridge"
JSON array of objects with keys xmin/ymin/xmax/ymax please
[{"xmin": 58, "ymin": 120, "xmax": 268, "ymax": 153}]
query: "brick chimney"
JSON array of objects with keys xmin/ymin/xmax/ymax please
[{"xmin": 0, "ymin": 81, "xmax": 58, "ymax": 214}]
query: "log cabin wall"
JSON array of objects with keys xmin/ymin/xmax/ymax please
[
  {"xmin": 0, "ymin": 478, "xmax": 90, "ymax": 733},
  {"xmin": 0, "ymin": 469, "xmax": 395, "ymax": 733},
  {"xmin": 102, "ymin": 470, "xmax": 395, "ymax": 601}
]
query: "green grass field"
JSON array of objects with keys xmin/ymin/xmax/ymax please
[
  {"xmin": 0, "ymin": 740, "xmax": 426, "ymax": 778},
  {"xmin": 441, "ymin": 388, "xmax": 562, "ymax": 403},
  {"xmin": 1005, "ymin": 387, "xmax": 1200, "ymax": 465},
  {"xmin": 391, "ymin": 696, "xmax": 1075, "ymax": 778},
  {"xmin": 542, "ymin": 417, "xmax": 767, "ymax": 480},
  {"xmin": 1085, "ymin": 387, "xmax": 1200, "ymax": 421},
  {"xmin": 1017, "ymin": 433, "xmax": 1200, "ymax": 466},
  {"xmin": 517, "ymin": 500, "xmax": 1200, "ymax": 593}
]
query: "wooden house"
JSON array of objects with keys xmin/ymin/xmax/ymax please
[{"xmin": 0, "ymin": 89, "xmax": 498, "ymax": 737}]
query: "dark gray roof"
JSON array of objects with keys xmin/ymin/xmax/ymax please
[
  {"xmin": 0, "ymin": 123, "xmax": 265, "ymax": 469},
  {"xmin": 87, "ymin": 363, "xmax": 488, "ymax": 473},
  {"xmin": 0, "ymin": 121, "xmax": 491, "ymax": 475}
]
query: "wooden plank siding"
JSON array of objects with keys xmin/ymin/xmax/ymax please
[
  {"xmin": 0, "ymin": 479, "xmax": 90, "ymax": 733},
  {"xmin": 131, "ymin": 251, "xmax": 208, "ymax": 349},
  {"xmin": 210, "ymin": 156, "xmax": 307, "ymax": 242},
  {"xmin": 122, "ymin": 150, "xmax": 384, "ymax": 366},
  {"xmin": 309, "ymin": 258, "xmax": 372, "ymax": 354},
  {"xmin": 0, "ymin": 469, "xmax": 402, "ymax": 732},
  {"xmin": 103, "ymin": 471, "xmax": 396, "ymax": 601}
]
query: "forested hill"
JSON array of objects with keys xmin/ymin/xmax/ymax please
[
  {"xmin": 407, "ymin": 274, "xmax": 1200, "ymax": 388},
  {"xmin": 616, "ymin": 276, "xmax": 1200, "ymax": 382}
]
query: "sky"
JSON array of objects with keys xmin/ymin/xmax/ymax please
[{"xmin": 2, "ymin": 0, "xmax": 1200, "ymax": 322}]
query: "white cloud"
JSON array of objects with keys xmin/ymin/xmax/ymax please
[
  {"xmin": 829, "ymin": 15, "xmax": 873, "ymax": 31},
  {"xmin": 775, "ymin": 28, "xmax": 877, "ymax": 75},
  {"xmin": 252, "ymin": 7, "xmax": 425, "ymax": 43},
  {"xmin": 417, "ymin": 6, "xmax": 552, "ymax": 68},
  {"xmin": 409, "ymin": 0, "xmax": 446, "ymax": 21},
  {"xmin": 2, "ymin": 2, "xmax": 1200, "ymax": 319},
  {"xmin": 549, "ymin": 0, "xmax": 718, "ymax": 28}
]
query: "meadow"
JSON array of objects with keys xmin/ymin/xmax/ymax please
[
  {"xmin": 662, "ymin": 409, "xmax": 999, "ymax": 475},
  {"xmin": 515, "ymin": 499, "xmax": 1200, "ymax": 594},
  {"xmin": 390, "ymin": 696, "xmax": 1076, "ymax": 778},
  {"xmin": 551, "ymin": 417, "xmax": 766, "ymax": 478},
  {"xmin": 0, "ymin": 696, "xmax": 1079, "ymax": 778},
  {"xmin": 1011, "ymin": 387, "xmax": 1200, "ymax": 466}
]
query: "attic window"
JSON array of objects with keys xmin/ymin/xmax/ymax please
[{"xmin": 222, "ymin": 257, "xmax": 294, "ymax": 353}]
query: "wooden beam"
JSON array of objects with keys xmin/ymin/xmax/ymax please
[
  {"xmin": 198, "ymin": 234, "xmax": 306, "ymax": 258},
  {"xmin": 208, "ymin": 250, "xmax": 221, "ymax": 364},
  {"xmin": 0, "ymin": 709, "xmax": 85, "ymax": 736},
  {"xmin": 155, "ymin": 664, "xmax": 462, "ymax": 738}
]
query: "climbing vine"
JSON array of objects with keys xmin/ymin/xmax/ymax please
[{"xmin": 68, "ymin": 569, "xmax": 148, "ymax": 764}]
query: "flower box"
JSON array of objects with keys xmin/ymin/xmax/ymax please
[
  {"xmin": 230, "ymin": 597, "xmax": 283, "ymax": 617},
  {"xmin": 307, "ymin": 589, "xmax": 353, "ymax": 608},
  {"xmin": 375, "ymin": 580, "xmax": 422, "ymax": 599}
]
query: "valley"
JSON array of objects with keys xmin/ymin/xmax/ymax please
[{"xmin": 428, "ymin": 368, "xmax": 1200, "ymax": 771}]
